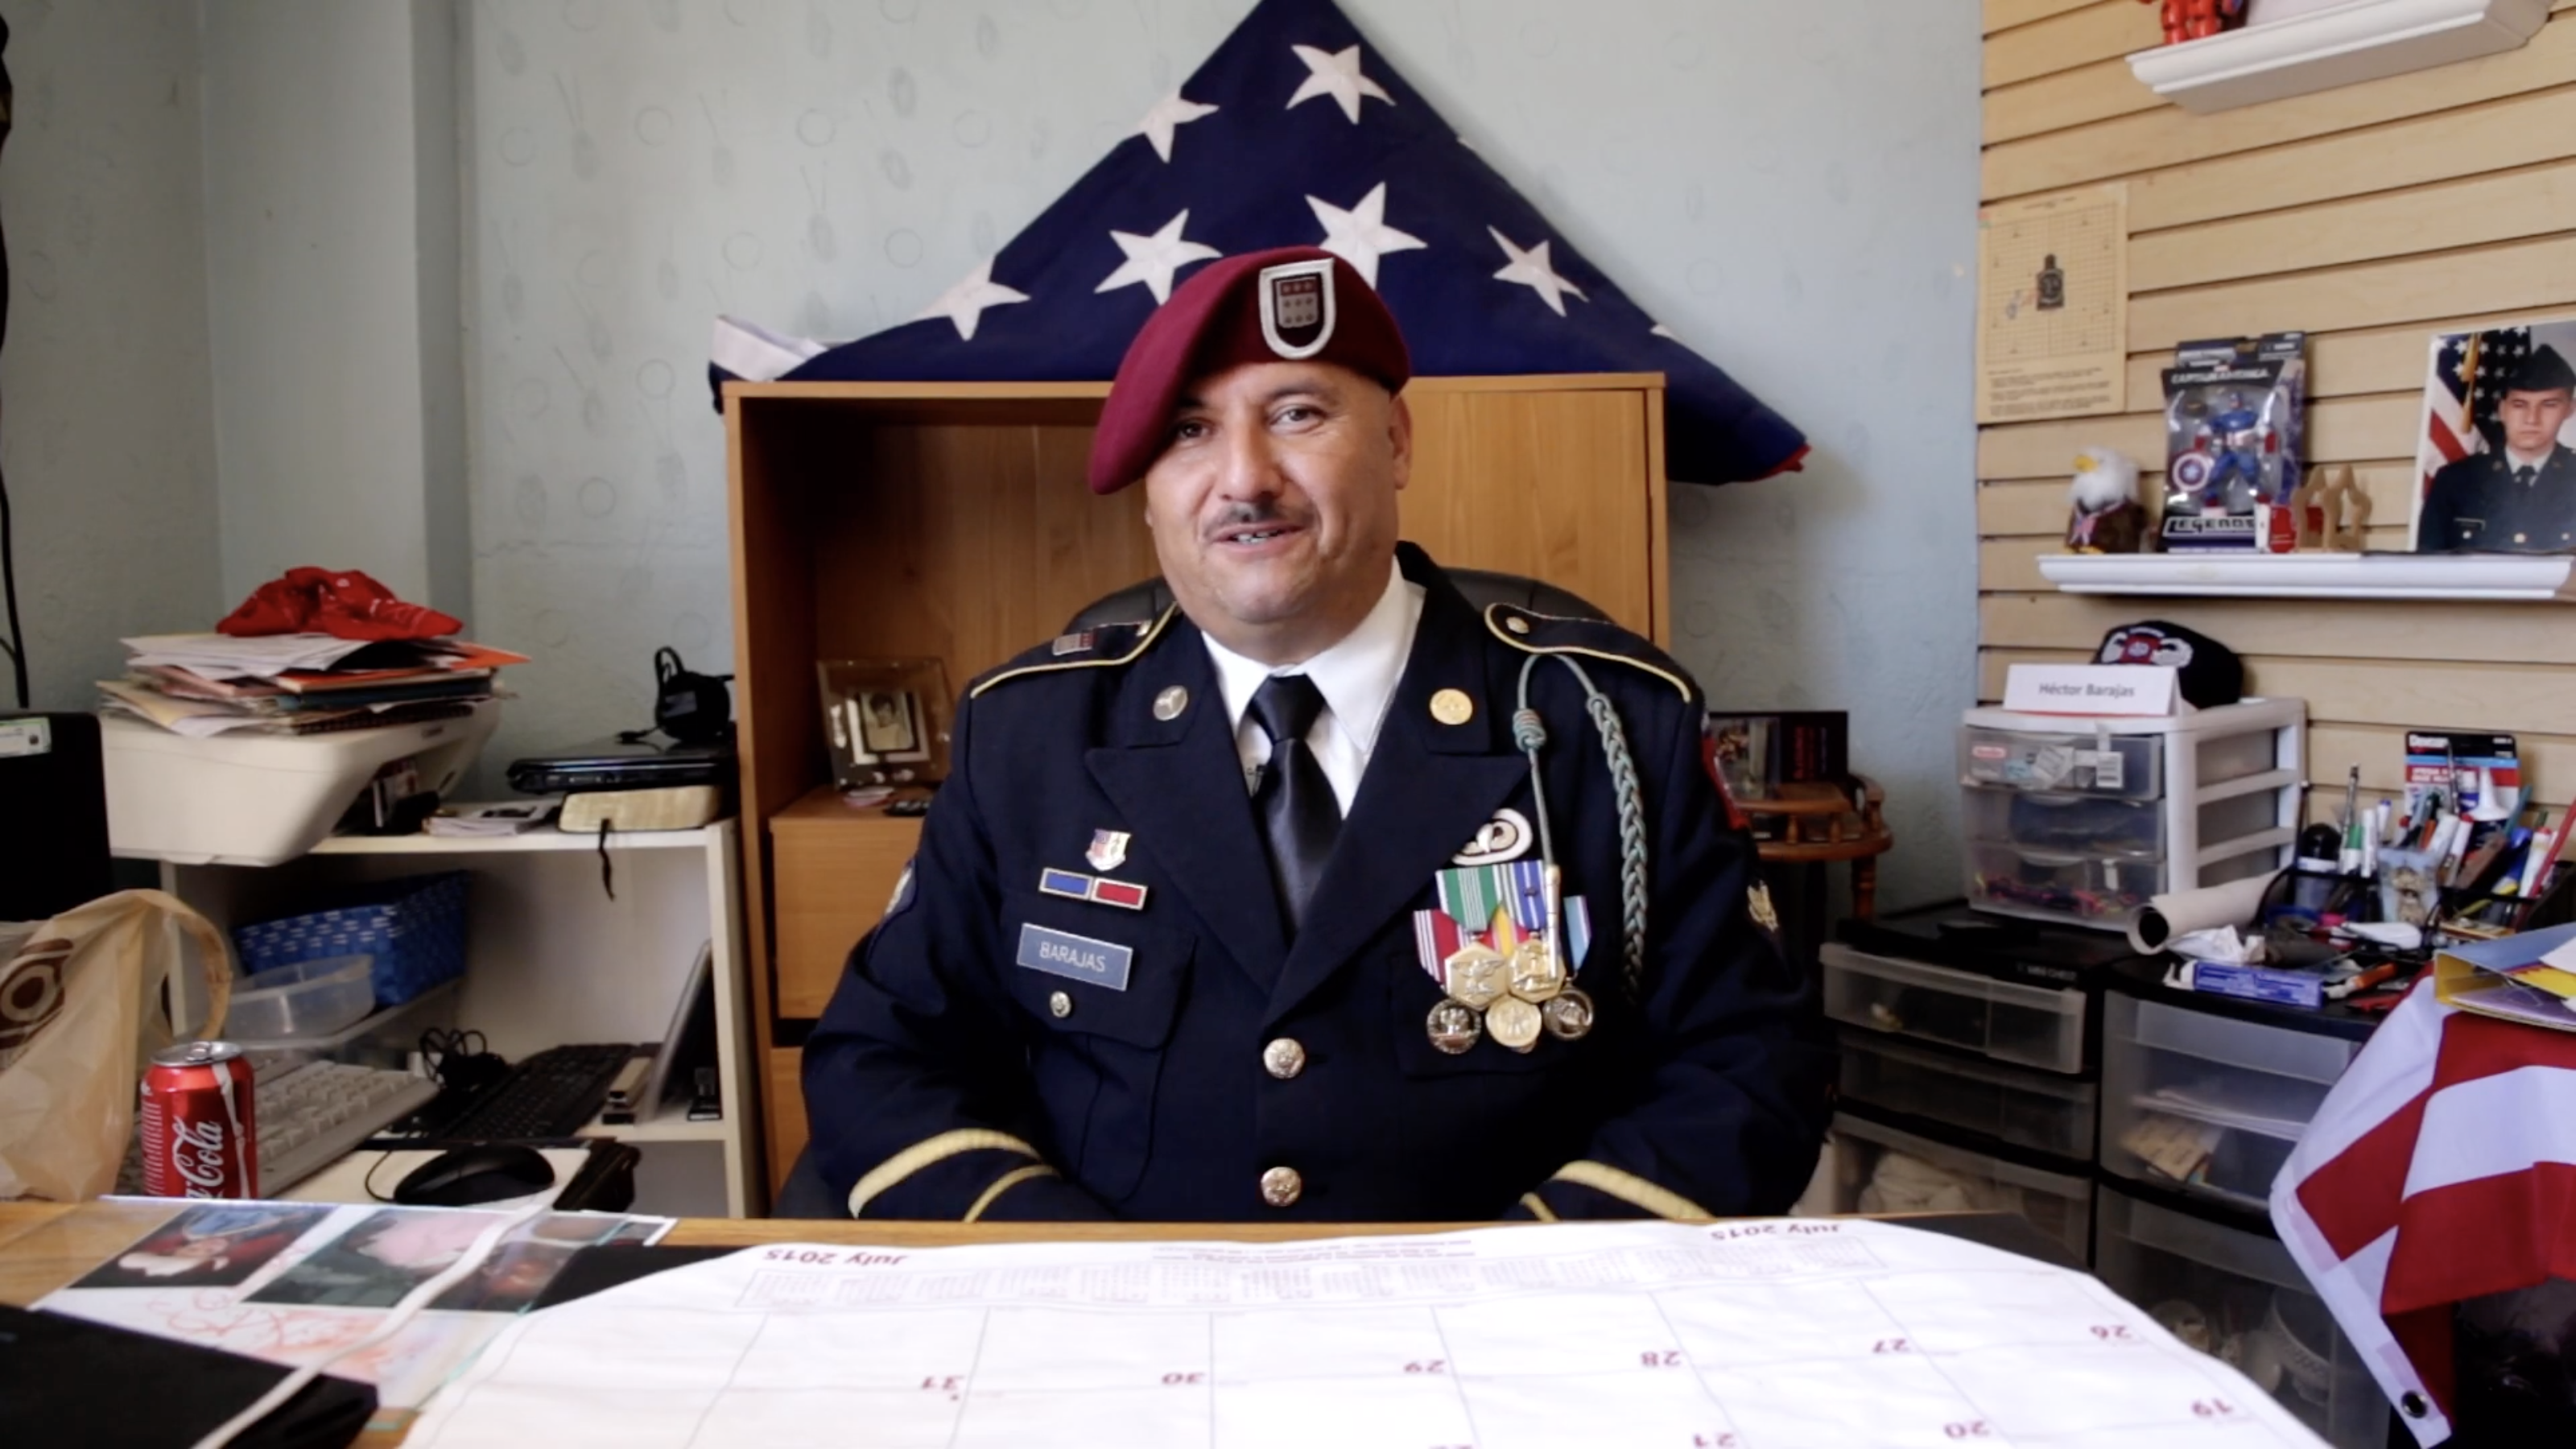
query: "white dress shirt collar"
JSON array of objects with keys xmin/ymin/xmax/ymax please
[{"xmin": 1200, "ymin": 559, "xmax": 1425, "ymax": 810}]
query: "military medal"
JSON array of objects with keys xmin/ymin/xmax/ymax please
[
  {"xmin": 1426, "ymin": 998, "xmax": 1481, "ymax": 1055},
  {"xmin": 1415, "ymin": 859, "xmax": 1603, "ymax": 1055},
  {"xmin": 1443, "ymin": 940, "xmax": 1509, "ymax": 1009},
  {"xmin": 1507, "ymin": 937, "xmax": 1563, "ymax": 1003},
  {"xmin": 1542, "ymin": 987, "xmax": 1595, "ymax": 1041},
  {"xmin": 1487, "ymin": 995, "xmax": 1542, "ymax": 1053}
]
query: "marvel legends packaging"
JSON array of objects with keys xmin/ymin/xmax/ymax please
[{"xmin": 2159, "ymin": 332, "xmax": 2307, "ymax": 552}]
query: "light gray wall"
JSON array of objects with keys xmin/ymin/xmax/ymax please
[
  {"xmin": 0, "ymin": 1, "xmax": 222, "ymax": 712},
  {"xmin": 201, "ymin": 0, "xmax": 469, "ymax": 613},
  {"xmin": 462, "ymin": 0, "xmax": 1979, "ymax": 905}
]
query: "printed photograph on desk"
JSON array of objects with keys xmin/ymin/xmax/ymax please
[
  {"xmin": 428, "ymin": 1214, "xmax": 633, "ymax": 1313},
  {"xmin": 246, "ymin": 1207, "xmax": 522, "ymax": 1310},
  {"xmin": 817, "ymin": 656, "xmax": 951, "ymax": 787},
  {"xmin": 68, "ymin": 1203, "xmax": 332, "ymax": 1290},
  {"xmin": 2414, "ymin": 317, "xmax": 2576, "ymax": 554}
]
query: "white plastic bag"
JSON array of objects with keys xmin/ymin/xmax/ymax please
[{"xmin": 0, "ymin": 890, "xmax": 233, "ymax": 1200}]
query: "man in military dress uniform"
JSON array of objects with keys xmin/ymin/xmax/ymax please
[
  {"xmin": 2417, "ymin": 345, "xmax": 2576, "ymax": 553},
  {"xmin": 803, "ymin": 246, "xmax": 1831, "ymax": 1222}
]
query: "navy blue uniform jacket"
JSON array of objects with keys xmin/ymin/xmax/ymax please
[
  {"xmin": 2416, "ymin": 444, "xmax": 2576, "ymax": 552},
  {"xmin": 803, "ymin": 544, "xmax": 1831, "ymax": 1222}
]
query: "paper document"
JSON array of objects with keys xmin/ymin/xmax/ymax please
[
  {"xmin": 121, "ymin": 632, "xmax": 383, "ymax": 678},
  {"xmin": 1976, "ymin": 184, "xmax": 2128, "ymax": 423},
  {"xmin": 407, "ymin": 1220, "xmax": 2326, "ymax": 1448},
  {"xmin": 2436, "ymin": 922, "xmax": 2576, "ymax": 1032}
]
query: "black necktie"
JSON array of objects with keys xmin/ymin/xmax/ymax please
[
  {"xmin": 2516, "ymin": 465, "xmax": 2537, "ymax": 487},
  {"xmin": 1249, "ymin": 674, "xmax": 1340, "ymax": 933}
]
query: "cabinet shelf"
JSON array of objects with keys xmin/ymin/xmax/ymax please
[
  {"xmin": 582, "ymin": 1113, "xmax": 729, "ymax": 1145},
  {"xmin": 312, "ymin": 824, "xmax": 727, "ymax": 855},
  {"xmin": 2036, "ymin": 551, "xmax": 2576, "ymax": 601},
  {"xmin": 163, "ymin": 819, "xmax": 759, "ymax": 1216}
]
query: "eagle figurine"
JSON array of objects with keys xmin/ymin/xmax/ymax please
[{"xmin": 2066, "ymin": 448, "xmax": 2148, "ymax": 555}]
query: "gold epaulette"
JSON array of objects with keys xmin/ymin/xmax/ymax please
[
  {"xmin": 969, "ymin": 605, "xmax": 1177, "ymax": 699},
  {"xmin": 1482, "ymin": 605, "xmax": 1693, "ymax": 701}
]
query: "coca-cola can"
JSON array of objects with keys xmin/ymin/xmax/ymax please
[{"xmin": 140, "ymin": 1040, "xmax": 259, "ymax": 1199}]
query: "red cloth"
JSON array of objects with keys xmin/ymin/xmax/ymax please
[
  {"xmin": 1086, "ymin": 245, "xmax": 1412, "ymax": 495},
  {"xmin": 2273, "ymin": 979, "xmax": 2576, "ymax": 1446},
  {"xmin": 217, "ymin": 568, "xmax": 463, "ymax": 642}
]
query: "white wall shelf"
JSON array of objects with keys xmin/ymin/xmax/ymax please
[
  {"xmin": 2037, "ymin": 551, "xmax": 2576, "ymax": 601},
  {"xmin": 2126, "ymin": 0, "xmax": 2549, "ymax": 113}
]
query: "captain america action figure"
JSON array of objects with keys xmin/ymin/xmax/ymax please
[
  {"xmin": 2194, "ymin": 390, "xmax": 2267, "ymax": 516},
  {"xmin": 801, "ymin": 246, "xmax": 1831, "ymax": 1223}
]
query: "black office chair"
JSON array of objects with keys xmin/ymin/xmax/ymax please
[{"xmin": 767, "ymin": 568, "xmax": 1629, "ymax": 1218}]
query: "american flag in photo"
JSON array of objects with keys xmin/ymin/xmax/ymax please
[{"xmin": 2422, "ymin": 327, "xmax": 2532, "ymax": 491}]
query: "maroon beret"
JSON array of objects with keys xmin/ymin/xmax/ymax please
[{"xmin": 1086, "ymin": 246, "xmax": 1412, "ymax": 494}]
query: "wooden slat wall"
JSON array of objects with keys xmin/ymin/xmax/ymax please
[{"xmin": 1978, "ymin": 2, "xmax": 2576, "ymax": 811}]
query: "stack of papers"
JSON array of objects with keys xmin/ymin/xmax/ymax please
[
  {"xmin": 424, "ymin": 800, "xmax": 560, "ymax": 836},
  {"xmin": 99, "ymin": 634, "xmax": 527, "ymax": 737},
  {"xmin": 2434, "ymin": 921, "xmax": 2576, "ymax": 1031}
]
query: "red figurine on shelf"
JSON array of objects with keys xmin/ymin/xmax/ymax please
[{"xmin": 2137, "ymin": 0, "xmax": 2246, "ymax": 45}]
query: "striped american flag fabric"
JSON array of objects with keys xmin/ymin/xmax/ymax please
[
  {"xmin": 2272, "ymin": 979, "xmax": 2576, "ymax": 1447},
  {"xmin": 2419, "ymin": 328, "xmax": 2532, "ymax": 496}
]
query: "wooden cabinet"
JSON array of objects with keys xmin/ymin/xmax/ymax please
[{"xmin": 724, "ymin": 374, "xmax": 1671, "ymax": 1192}]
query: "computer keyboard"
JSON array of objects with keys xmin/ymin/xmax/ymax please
[
  {"xmin": 253, "ymin": 1055, "xmax": 442, "ymax": 1193},
  {"xmin": 423, "ymin": 1042, "xmax": 638, "ymax": 1141}
]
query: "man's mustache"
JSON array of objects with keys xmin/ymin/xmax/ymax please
[{"xmin": 1203, "ymin": 500, "xmax": 1307, "ymax": 539}]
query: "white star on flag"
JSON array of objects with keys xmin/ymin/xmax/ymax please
[
  {"xmin": 1287, "ymin": 43, "xmax": 1392, "ymax": 124},
  {"xmin": 914, "ymin": 257, "xmax": 1030, "ymax": 341},
  {"xmin": 1306, "ymin": 182, "xmax": 1425, "ymax": 287},
  {"xmin": 1488, "ymin": 228, "xmax": 1587, "ymax": 316},
  {"xmin": 1133, "ymin": 91, "xmax": 1218, "ymax": 163},
  {"xmin": 1096, "ymin": 210, "xmax": 1223, "ymax": 305}
]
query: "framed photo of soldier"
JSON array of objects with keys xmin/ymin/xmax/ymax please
[
  {"xmin": 817, "ymin": 658, "xmax": 951, "ymax": 786},
  {"xmin": 2414, "ymin": 317, "xmax": 2576, "ymax": 554}
]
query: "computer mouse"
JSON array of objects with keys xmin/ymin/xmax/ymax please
[{"xmin": 392, "ymin": 1143, "xmax": 557, "ymax": 1208}]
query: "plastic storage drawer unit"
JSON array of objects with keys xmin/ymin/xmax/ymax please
[
  {"xmin": 1967, "ymin": 839, "xmax": 2281, "ymax": 933},
  {"xmin": 1822, "ymin": 943, "xmax": 2088, "ymax": 1073},
  {"xmin": 1963, "ymin": 785, "xmax": 2282, "ymax": 860},
  {"xmin": 2095, "ymin": 1185, "xmax": 2388, "ymax": 1449},
  {"xmin": 1835, "ymin": 1027, "xmax": 2098, "ymax": 1161},
  {"xmin": 1828, "ymin": 1108, "xmax": 2094, "ymax": 1265},
  {"xmin": 1959, "ymin": 699, "xmax": 2304, "ymax": 934},
  {"xmin": 1961, "ymin": 727, "xmax": 2163, "ymax": 798},
  {"xmin": 2102, "ymin": 993, "xmax": 2363, "ymax": 1213}
]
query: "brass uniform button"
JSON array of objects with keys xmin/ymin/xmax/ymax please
[
  {"xmin": 1504, "ymin": 615, "xmax": 1531, "ymax": 635},
  {"xmin": 1429, "ymin": 687, "xmax": 1475, "ymax": 725},
  {"xmin": 1262, "ymin": 1038, "xmax": 1307, "ymax": 1080},
  {"xmin": 1048, "ymin": 991, "xmax": 1073, "ymax": 1018},
  {"xmin": 1259, "ymin": 1165, "xmax": 1303, "ymax": 1208}
]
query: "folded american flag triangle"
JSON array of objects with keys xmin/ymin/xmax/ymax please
[{"xmin": 710, "ymin": 0, "xmax": 1806, "ymax": 486}]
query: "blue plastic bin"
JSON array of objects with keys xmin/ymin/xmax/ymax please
[{"xmin": 234, "ymin": 871, "xmax": 469, "ymax": 1008}]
